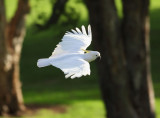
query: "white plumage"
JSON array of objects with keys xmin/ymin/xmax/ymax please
[
  {"xmin": 51, "ymin": 25, "xmax": 92, "ymax": 56},
  {"xmin": 37, "ymin": 25, "xmax": 100, "ymax": 79}
]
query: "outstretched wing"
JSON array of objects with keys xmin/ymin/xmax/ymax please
[
  {"xmin": 51, "ymin": 25, "xmax": 92, "ymax": 57},
  {"xmin": 49, "ymin": 56, "xmax": 90, "ymax": 79}
]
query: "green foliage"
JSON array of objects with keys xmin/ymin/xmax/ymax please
[
  {"xmin": 60, "ymin": 0, "xmax": 88, "ymax": 26},
  {"xmin": 3, "ymin": 0, "xmax": 160, "ymax": 117},
  {"xmin": 59, "ymin": 6, "xmax": 80, "ymax": 26},
  {"xmin": 27, "ymin": 0, "xmax": 53, "ymax": 25},
  {"xmin": 5, "ymin": 0, "xmax": 18, "ymax": 21},
  {"xmin": 150, "ymin": 1, "xmax": 160, "ymax": 117},
  {"xmin": 28, "ymin": 0, "xmax": 88, "ymax": 26}
]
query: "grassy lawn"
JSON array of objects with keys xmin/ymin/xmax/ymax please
[{"xmin": 4, "ymin": 0, "xmax": 160, "ymax": 117}]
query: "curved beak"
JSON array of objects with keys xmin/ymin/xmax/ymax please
[{"xmin": 97, "ymin": 55, "xmax": 101, "ymax": 61}]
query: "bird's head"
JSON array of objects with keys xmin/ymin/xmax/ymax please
[
  {"xmin": 91, "ymin": 51, "xmax": 101, "ymax": 60},
  {"xmin": 83, "ymin": 50, "xmax": 101, "ymax": 62}
]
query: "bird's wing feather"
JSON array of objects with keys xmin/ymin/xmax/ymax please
[
  {"xmin": 49, "ymin": 56, "xmax": 90, "ymax": 79},
  {"xmin": 51, "ymin": 25, "xmax": 92, "ymax": 57}
]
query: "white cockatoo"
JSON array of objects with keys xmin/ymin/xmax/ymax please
[{"xmin": 37, "ymin": 25, "xmax": 101, "ymax": 79}]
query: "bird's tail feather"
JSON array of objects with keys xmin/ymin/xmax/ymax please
[{"xmin": 37, "ymin": 58, "xmax": 50, "ymax": 67}]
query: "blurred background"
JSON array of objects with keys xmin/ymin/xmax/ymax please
[{"xmin": 0, "ymin": 0, "xmax": 160, "ymax": 117}]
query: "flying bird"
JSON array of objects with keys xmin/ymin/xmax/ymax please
[{"xmin": 37, "ymin": 25, "xmax": 101, "ymax": 79}]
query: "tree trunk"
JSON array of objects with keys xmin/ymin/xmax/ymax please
[
  {"xmin": 0, "ymin": 0, "xmax": 29, "ymax": 115},
  {"xmin": 85, "ymin": 0, "xmax": 155, "ymax": 118}
]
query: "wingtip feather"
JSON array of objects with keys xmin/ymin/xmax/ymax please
[
  {"xmin": 71, "ymin": 29, "xmax": 78, "ymax": 34},
  {"xmin": 81, "ymin": 25, "xmax": 87, "ymax": 35},
  {"xmin": 75, "ymin": 27, "xmax": 82, "ymax": 34},
  {"xmin": 88, "ymin": 24, "xmax": 92, "ymax": 36}
]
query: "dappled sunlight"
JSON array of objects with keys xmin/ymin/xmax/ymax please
[{"xmin": 155, "ymin": 98, "xmax": 160, "ymax": 118}]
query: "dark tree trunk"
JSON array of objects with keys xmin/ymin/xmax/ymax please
[
  {"xmin": 85, "ymin": 0, "xmax": 155, "ymax": 118},
  {"xmin": 43, "ymin": 0, "xmax": 68, "ymax": 28},
  {"xmin": 0, "ymin": 0, "xmax": 29, "ymax": 115}
]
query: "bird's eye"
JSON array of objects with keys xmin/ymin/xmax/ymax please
[{"xmin": 96, "ymin": 55, "xmax": 98, "ymax": 56}]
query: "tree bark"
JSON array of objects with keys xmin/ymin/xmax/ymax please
[
  {"xmin": 0, "ymin": 0, "xmax": 29, "ymax": 115},
  {"xmin": 85, "ymin": 0, "xmax": 155, "ymax": 118}
]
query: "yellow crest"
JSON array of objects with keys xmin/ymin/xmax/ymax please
[{"xmin": 81, "ymin": 49, "xmax": 90, "ymax": 53}]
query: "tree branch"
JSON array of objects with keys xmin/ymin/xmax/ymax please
[{"xmin": 6, "ymin": 0, "xmax": 30, "ymax": 50}]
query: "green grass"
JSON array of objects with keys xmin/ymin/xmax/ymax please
[
  {"xmin": 3, "ymin": 0, "xmax": 160, "ymax": 117},
  {"xmin": 22, "ymin": 101, "xmax": 105, "ymax": 118}
]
